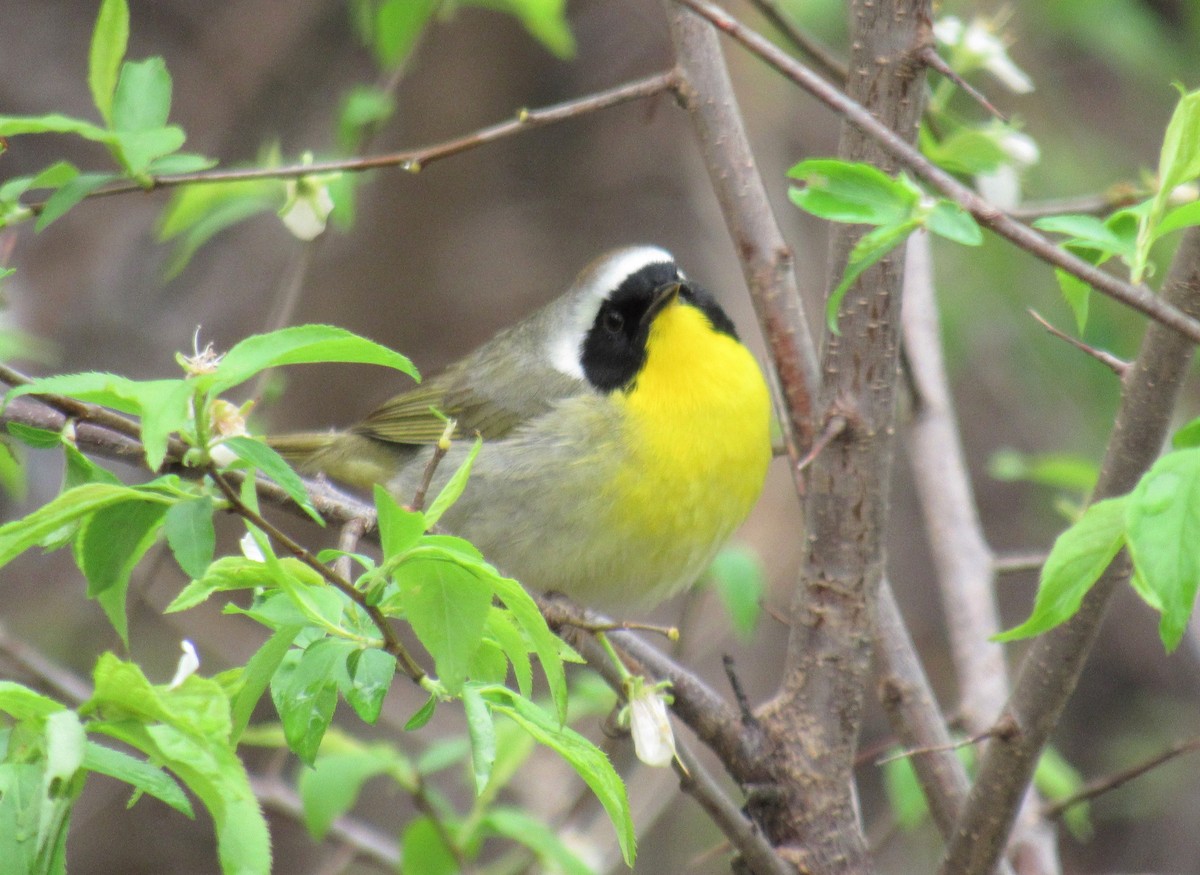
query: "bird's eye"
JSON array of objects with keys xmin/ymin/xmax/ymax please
[{"xmin": 602, "ymin": 309, "xmax": 625, "ymax": 334}]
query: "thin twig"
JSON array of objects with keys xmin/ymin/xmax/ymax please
[
  {"xmin": 23, "ymin": 72, "xmax": 681, "ymax": 214},
  {"xmin": 554, "ymin": 616, "xmax": 679, "ymax": 640},
  {"xmin": 673, "ymin": 740, "xmax": 793, "ymax": 875},
  {"xmin": 1008, "ymin": 188, "xmax": 1144, "ymax": 222},
  {"xmin": 875, "ymin": 727, "xmax": 999, "ymax": 766},
  {"xmin": 794, "ymin": 413, "xmax": 846, "ymax": 473},
  {"xmin": 1028, "ymin": 308, "xmax": 1130, "ymax": 376},
  {"xmin": 672, "ymin": 0, "xmax": 1200, "ymax": 346},
  {"xmin": 919, "ymin": 46, "xmax": 1007, "ymax": 121},
  {"xmin": 410, "ymin": 419, "xmax": 456, "ymax": 513},
  {"xmin": 993, "ymin": 551, "xmax": 1049, "ymax": 575},
  {"xmin": 1042, "ymin": 737, "xmax": 1200, "ymax": 820},
  {"xmin": 208, "ymin": 469, "xmax": 426, "ymax": 683},
  {"xmin": 334, "ymin": 516, "xmax": 370, "ymax": 581},
  {"xmin": 745, "ymin": 0, "xmax": 846, "ymax": 84}
]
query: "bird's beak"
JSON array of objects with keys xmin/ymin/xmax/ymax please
[{"xmin": 642, "ymin": 281, "xmax": 682, "ymax": 328}]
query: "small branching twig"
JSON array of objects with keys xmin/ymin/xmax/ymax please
[
  {"xmin": 794, "ymin": 413, "xmax": 847, "ymax": 473},
  {"xmin": 919, "ymin": 46, "xmax": 1007, "ymax": 121},
  {"xmin": 208, "ymin": 469, "xmax": 426, "ymax": 683},
  {"xmin": 24, "ymin": 72, "xmax": 680, "ymax": 215},
  {"xmin": 1028, "ymin": 309, "xmax": 1130, "ymax": 376},
  {"xmin": 1042, "ymin": 737, "xmax": 1200, "ymax": 820},
  {"xmin": 993, "ymin": 551, "xmax": 1049, "ymax": 575},
  {"xmin": 410, "ymin": 418, "xmax": 456, "ymax": 513},
  {"xmin": 875, "ymin": 726, "xmax": 1002, "ymax": 766},
  {"xmin": 745, "ymin": 0, "xmax": 846, "ymax": 84}
]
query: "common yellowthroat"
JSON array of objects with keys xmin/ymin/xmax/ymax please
[{"xmin": 272, "ymin": 246, "xmax": 771, "ymax": 609}]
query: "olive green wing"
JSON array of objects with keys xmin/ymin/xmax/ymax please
[{"xmin": 353, "ymin": 354, "xmax": 586, "ymax": 445}]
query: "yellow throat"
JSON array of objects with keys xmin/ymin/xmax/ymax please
[{"xmin": 608, "ymin": 299, "xmax": 772, "ymax": 595}]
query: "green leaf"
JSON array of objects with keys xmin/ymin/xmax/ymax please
[
  {"xmin": 994, "ymin": 497, "xmax": 1128, "ymax": 641},
  {"xmin": 1054, "ymin": 268, "xmax": 1092, "ymax": 335},
  {"xmin": 706, "ymin": 543, "xmax": 764, "ymax": 639},
  {"xmin": 925, "ymin": 200, "xmax": 983, "ymax": 245},
  {"xmin": 988, "ymin": 449, "xmax": 1099, "ymax": 493},
  {"xmin": 163, "ymin": 496, "xmax": 216, "ymax": 579},
  {"xmin": 1035, "ymin": 746, "xmax": 1091, "ymax": 840},
  {"xmin": 157, "ymin": 179, "xmax": 281, "ymax": 278},
  {"xmin": 36, "ymin": 173, "xmax": 115, "ymax": 231},
  {"xmin": 481, "ymin": 807, "xmax": 594, "ymax": 875},
  {"xmin": 108, "ymin": 126, "xmax": 186, "ymax": 177},
  {"xmin": 374, "ymin": 485, "xmax": 425, "ymax": 557},
  {"xmin": 487, "ymin": 572, "xmax": 571, "ymax": 723},
  {"xmin": 485, "ymin": 609, "xmax": 531, "ymax": 697},
  {"xmin": 342, "ymin": 648, "xmax": 395, "ymax": 724},
  {"xmin": 826, "ymin": 218, "xmax": 920, "ymax": 334},
  {"xmin": 147, "ymin": 152, "xmax": 218, "ymax": 174},
  {"xmin": 82, "ymin": 741, "xmax": 194, "ymax": 818},
  {"xmin": 230, "ymin": 625, "xmax": 302, "ymax": 742},
  {"xmin": 1172, "ymin": 416, "xmax": 1200, "ymax": 449},
  {"xmin": 1125, "ymin": 448, "xmax": 1200, "ymax": 650},
  {"xmin": 112, "ymin": 58, "xmax": 173, "ymax": 132},
  {"xmin": 165, "ymin": 555, "xmax": 283, "ymax": 613},
  {"xmin": 0, "ymin": 113, "xmax": 111, "ymax": 142},
  {"xmin": 1135, "ymin": 86, "xmax": 1200, "ymax": 281},
  {"xmin": 6, "ymin": 373, "xmax": 191, "ymax": 470},
  {"xmin": 0, "ymin": 681, "xmax": 65, "ymax": 721},
  {"xmin": 404, "ymin": 694, "xmax": 438, "ymax": 731},
  {"xmin": 1154, "ymin": 199, "xmax": 1200, "ymax": 239},
  {"xmin": 272, "ymin": 638, "xmax": 352, "ymax": 765},
  {"xmin": 298, "ymin": 747, "xmax": 403, "ymax": 839},
  {"xmin": 222, "ymin": 436, "xmax": 320, "ymax": 523},
  {"xmin": 480, "ymin": 685, "xmax": 635, "ymax": 866},
  {"xmin": 202, "ymin": 324, "xmax": 418, "ymax": 397},
  {"xmin": 0, "ymin": 440, "xmax": 24, "ymax": 502},
  {"xmin": 89, "ymin": 0, "xmax": 129, "ymax": 126},
  {"xmin": 371, "ymin": 0, "xmax": 440, "ymax": 69},
  {"xmin": 400, "ymin": 816, "xmax": 458, "ymax": 875},
  {"xmin": 0, "ymin": 482, "xmax": 159, "ymax": 569},
  {"xmin": 921, "ymin": 124, "xmax": 1010, "ymax": 176},
  {"xmin": 426, "ymin": 436, "xmax": 482, "ymax": 528},
  {"xmin": 393, "ymin": 551, "xmax": 493, "ymax": 694},
  {"xmin": 6, "ymin": 422, "xmax": 62, "ymax": 449},
  {"xmin": 465, "ymin": 0, "xmax": 575, "ymax": 58},
  {"xmin": 337, "ymin": 85, "xmax": 396, "ymax": 152},
  {"xmin": 1033, "ymin": 214, "xmax": 1134, "ymax": 259},
  {"xmin": 74, "ymin": 498, "xmax": 169, "ymax": 644},
  {"xmin": 787, "ymin": 159, "xmax": 919, "ymax": 226},
  {"xmin": 462, "ymin": 684, "xmax": 496, "ymax": 794}
]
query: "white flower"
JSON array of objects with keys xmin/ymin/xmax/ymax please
[
  {"xmin": 976, "ymin": 128, "xmax": 1041, "ymax": 209},
  {"xmin": 167, "ymin": 640, "xmax": 200, "ymax": 690},
  {"xmin": 280, "ymin": 175, "xmax": 335, "ymax": 240},
  {"xmin": 627, "ymin": 681, "xmax": 677, "ymax": 768},
  {"xmin": 240, "ymin": 531, "xmax": 266, "ymax": 562},
  {"xmin": 935, "ymin": 15, "xmax": 1034, "ymax": 95}
]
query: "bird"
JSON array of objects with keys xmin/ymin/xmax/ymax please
[{"xmin": 270, "ymin": 246, "xmax": 772, "ymax": 610}]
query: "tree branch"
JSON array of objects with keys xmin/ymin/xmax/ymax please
[
  {"xmin": 672, "ymin": 0, "xmax": 1200, "ymax": 346},
  {"xmin": 665, "ymin": 3, "xmax": 820, "ymax": 460},
  {"xmin": 941, "ymin": 227, "xmax": 1200, "ymax": 875}
]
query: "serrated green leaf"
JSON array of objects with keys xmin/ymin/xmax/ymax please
[
  {"xmin": 201, "ymin": 324, "xmax": 417, "ymax": 397},
  {"xmin": 75, "ymin": 498, "xmax": 168, "ymax": 643},
  {"xmin": 5, "ymin": 422, "xmax": 62, "ymax": 449},
  {"xmin": 0, "ymin": 482, "xmax": 156, "ymax": 569},
  {"xmin": 1155, "ymin": 199, "xmax": 1200, "ymax": 240},
  {"xmin": 1126, "ymin": 448, "xmax": 1200, "ymax": 650},
  {"xmin": 6, "ymin": 373, "xmax": 191, "ymax": 470},
  {"xmin": 425, "ymin": 436, "xmax": 481, "ymax": 528},
  {"xmin": 1135, "ymin": 87, "xmax": 1200, "ymax": 281},
  {"xmin": 82, "ymin": 741, "xmax": 194, "ymax": 818},
  {"xmin": 486, "ymin": 609, "xmax": 532, "ymax": 698},
  {"xmin": 342, "ymin": 648, "xmax": 395, "ymax": 724},
  {"xmin": 462, "ymin": 684, "xmax": 496, "ymax": 795},
  {"xmin": 165, "ymin": 555, "xmax": 278, "ymax": 613},
  {"xmin": 994, "ymin": 497, "xmax": 1128, "ymax": 642},
  {"xmin": 272, "ymin": 638, "xmax": 353, "ymax": 765},
  {"xmin": 487, "ymin": 572, "xmax": 570, "ymax": 722},
  {"xmin": 479, "ymin": 685, "xmax": 634, "ymax": 866},
  {"xmin": 391, "ymin": 550, "xmax": 493, "ymax": 694},
  {"xmin": 1034, "ymin": 214, "xmax": 1132, "ymax": 256},
  {"xmin": 35, "ymin": 173, "xmax": 115, "ymax": 231},
  {"xmin": 164, "ymin": 496, "xmax": 215, "ymax": 579},
  {"xmin": 826, "ymin": 218, "xmax": 920, "ymax": 334},
  {"xmin": 706, "ymin": 543, "xmax": 764, "ymax": 640},
  {"xmin": 0, "ymin": 681, "xmax": 66, "ymax": 721},
  {"xmin": 89, "ymin": 0, "xmax": 129, "ymax": 126},
  {"xmin": 222, "ymin": 436, "xmax": 321, "ymax": 523},
  {"xmin": 230, "ymin": 625, "xmax": 302, "ymax": 742},
  {"xmin": 787, "ymin": 159, "xmax": 919, "ymax": 226}
]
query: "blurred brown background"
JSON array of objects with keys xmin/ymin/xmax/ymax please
[{"xmin": 3, "ymin": 0, "xmax": 1200, "ymax": 872}]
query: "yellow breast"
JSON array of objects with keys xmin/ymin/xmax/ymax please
[{"xmin": 605, "ymin": 302, "xmax": 772, "ymax": 602}]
